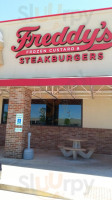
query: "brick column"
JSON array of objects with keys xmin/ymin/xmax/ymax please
[{"xmin": 5, "ymin": 87, "xmax": 32, "ymax": 158}]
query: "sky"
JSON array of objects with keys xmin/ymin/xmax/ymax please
[{"xmin": 0, "ymin": 0, "xmax": 112, "ymax": 21}]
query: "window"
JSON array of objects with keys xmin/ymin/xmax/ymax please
[
  {"xmin": 30, "ymin": 100, "xmax": 46, "ymax": 125},
  {"xmin": 31, "ymin": 99, "xmax": 82, "ymax": 127},
  {"xmin": 2, "ymin": 99, "xmax": 9, "ymax": 124},
  {"xmin": 1, "ymin": 99, "xmax": 82, "ymax": 127},
  {"xmin": 58, "ymin": 104, "xmax": 81, "ymax": 127}
]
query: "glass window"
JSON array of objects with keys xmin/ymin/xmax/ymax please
[
  {"xmin": 2, "ymin": 99, "xmax": 82, "ymax": 127},
  {"xmin": 2, "ymin": 99, "xmax": 9, "ymax": 124},
  {"xmin": 58, "ymin": 104, "xmax": 81, "ymax": 127},
  {"xmin": 30, "ymin": 99, "xmax": 82, "ymax": 127},
  {"xmin": 30, "ymin": 103, "xmax": 46, "ymax": 125}
]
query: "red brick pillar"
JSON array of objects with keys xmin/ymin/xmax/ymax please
[{"xmin": 5, "ymin": 87, "xmax": 32, "ymax": 158}]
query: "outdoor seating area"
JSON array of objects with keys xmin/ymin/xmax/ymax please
[{"xmin": 58, "ymin": 138, "xmax": 95, "ymax": 160}]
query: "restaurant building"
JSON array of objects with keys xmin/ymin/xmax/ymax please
[{"xmin": 0, "ymin": 7, "xmax": 112, "ymax": 158}]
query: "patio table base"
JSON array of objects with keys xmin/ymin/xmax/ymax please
[{"xmin": 59, "ymin": 147, "xmax": 95, "ymax": 160}]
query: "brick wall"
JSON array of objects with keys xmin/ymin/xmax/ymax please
[
  {"xmin": 30, "ymin": 126, "xmax": 112, "ymax": 155},
  {"xmin": 0, "ymin": 124, "xmax": 6, "ymax": 146},
  {"xmin": 0, "ymin": 124, "xmax": 112, "ymax": 155},
  {"xmin": 5, "ymin": 87, "xmax": 31, "ymax": 158}
]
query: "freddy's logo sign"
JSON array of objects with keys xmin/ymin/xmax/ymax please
[{"xmin": 11, "ymin": 21, "xmax": 111, "ymax": 64}]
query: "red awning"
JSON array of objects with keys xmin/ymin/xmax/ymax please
[{"xmin": 0, "ymin": 77, "xmax": 112, "ymax": 86}]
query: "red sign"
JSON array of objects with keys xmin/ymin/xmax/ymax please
[{"xmin": 11, "ymin": 21, "xmax": 111, "ymax": 62}]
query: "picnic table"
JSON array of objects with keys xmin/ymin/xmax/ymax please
[{"xmin": 58, "ymin": 138, "xmax": 95, "ymax": 160}]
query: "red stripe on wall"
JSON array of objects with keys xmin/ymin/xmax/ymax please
[{"xmin": 0, "ymin": 77, "xmax": 112, "ymax": 86}]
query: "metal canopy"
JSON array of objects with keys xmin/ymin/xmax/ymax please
[{"xmin": 1, "ymin": 85, "xmax": 112, "ymax": 99}]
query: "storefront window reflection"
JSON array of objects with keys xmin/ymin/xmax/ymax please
[
  {"xmin": 58, "ymin": 104, "xmax": 81, "ymax": 127},
  {"xmin": 2, "ymin": 99, "xmax": 82, "ymax": 127},
  {"xmin": 30, "ymin": 99, "xmax": 82, "ymax": 127},
  {"xmin": 30, "ymin": 104, "xmax": 46, "ymax": 125}
]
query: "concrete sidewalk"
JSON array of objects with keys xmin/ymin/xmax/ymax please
[
  {"xmin": 0, "ymin": 148, "xmax": 112, "ymax": 177},
  {"xmin": 0, "ymin": 164, "xmax": 112, "ymax": 200},
  {"xmin": 0, "ymin": 190, "xmax": 61, "ymax": 200},
  {"xmin": 0, "ymin": 149, "xmax": 112, "ymax": 199}
]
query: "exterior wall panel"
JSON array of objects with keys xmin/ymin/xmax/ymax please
[
  {"xmin": 83, "ymin": 98, "xmax": 112, "ymax": 129},
  {"xmin": 0, "ymin": 9, "xmax": 112, "ymax": 79}
]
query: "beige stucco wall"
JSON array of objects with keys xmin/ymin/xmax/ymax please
[
  {"xmin": 83, "ymin": 98, "xmax": 112, "ymax": 129},
  {"xmin": 0, "ymin": 96, "xmax": 3, "ymax": 123},
  {"xmin": 0, "ymin": 9, "xmax": 112, "ymax": 79}
]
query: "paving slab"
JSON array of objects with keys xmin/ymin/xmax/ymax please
[{"xmin": 0, "ymin": 148, "xmax": 112, "ymax": 200}]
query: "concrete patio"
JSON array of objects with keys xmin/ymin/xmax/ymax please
[
  {"xmin": 0, "ymin": 147, "xmax": 112, "ymax": 199},
  {"xmin": 0, "ymin": 147, "xmax": 112, "ymax": 177}
]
